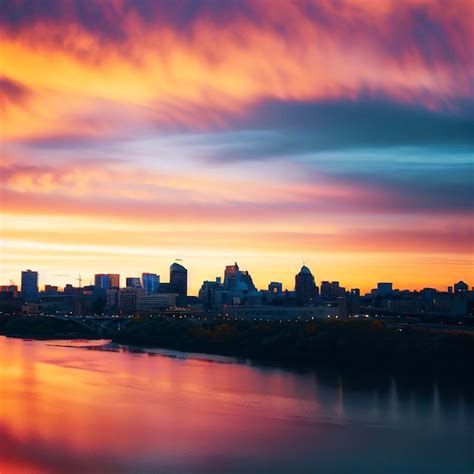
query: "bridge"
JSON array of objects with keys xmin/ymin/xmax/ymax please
[{"xmin": 47, "ymin": 315, "xmax": 130, "ymax": 335}]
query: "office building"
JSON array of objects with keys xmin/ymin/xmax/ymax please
[
  {"xmin": 377, "ymin": 282, "xmax": 393, "ymax": 296},
  {"xmin": 170, "ymin": 262, "xmax": 187, "ymax": 297},
  {"xmin": 95, "ymin": 274, "xmax": 120, "ymax": 289},
  {"xmin": 142, "ymin": 273, "xmax": 160, "ymax": 294},
  {"xmin": 0, "ymin": 285, "xmax": 18, "ymax": 297},
  {"xmin": 223, "ymin": 262, "xmax": 257, "ymax": 293},
  {"xmin": 119, "ymin": 288, "xmax": 146, "ymax": 314},
  {"xmin": 321, "ymin": 281, "xmax": 345, "ymax": 299},
  {"xmin": 109, "ymin": 274, "xmax": 120, "ymax": 288},
  {"xmin": 106, "ymin": 287, "xmax": 120, "ymax": 311},
  {"xmin": 454, "ymin": 281, "xmax": 468, "ymax": 293},
  {"xmin": 21, "ymin": 270, "xmax": 38, "ymax": 302},
  {"xmin": 137, "ymin": 293, "xmax": 178, "ymax": 312},
  {"xmin": 320, "ymin": 281, "xmax": 331, "ymax": 299},
  {"xmin": 126, "ymin": 277, "xmax": 142, "ymax": 288},
  {"xmin": 295, "ymin": 265, "xmax": 317, "ymax": 306},
  {"xmin": 199, "ymin": 277, "xmax": 224, "ymax": 309}
]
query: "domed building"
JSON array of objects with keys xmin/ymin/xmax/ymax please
[{"xmin": 295, "ymin": 265, "xmax": 317, "ymax": 306}]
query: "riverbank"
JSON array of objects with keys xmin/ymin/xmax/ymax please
[
  {"xmin": 0, "ymin": 316, "xmax": 97, "ymax": 339},
  {"xmin": 113, "ymin": 317, "xmax": 474, "ymax": 381},
  {"xmin": 2, "ymin": 315, "xmax": 474, "ymax": 381}
]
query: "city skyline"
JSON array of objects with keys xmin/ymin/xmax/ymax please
[
  {"xmin": 3, "ymin": 261, "xmax": 470, "ymax": 319},
  {"xmin": 1, "ymin": 3, "xmax": 473, "ymax": 472},
  {"xmin": 3, "ymin": 262, "xmax": 471, "ymax": 296},
  {"xmin": 1, "ymin": 1, "xmax": 473, "ymax": 296}
]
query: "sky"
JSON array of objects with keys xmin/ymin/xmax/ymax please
[{"xmin": 1, "ymin": 0, "xmax": 473, "ymax": 294}]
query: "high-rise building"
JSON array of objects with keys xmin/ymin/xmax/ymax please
[
  {"xmin": 21, "ymin": 270, "xmax": 38, "ymax": 302},
  {"xmin": 126, "ymin": 277, "xmax": 142, "ymax": 288},
  {"xmin": 95, "ymin": 274, "xmax": 120, "ymax": 289},
  {"xmin": 321, "ymin": 281, "xmax": 344, "ymax": 299},
  {"xmin": 454, "ymin": 281, "xmax": 468, "ymax": 293},
  {"xmin": 106, "ymin": 287, "xmax": 120, "ymax": 311},
  {"xmin": 108, "ymin": 274, "xmax": 120, "ymax": 288},
  {"xmin": 1, "ymin": 285, "xmax": 19, "ymax": 297},
  {"xmin": 330, "ymin": 281, "xmax": 344, "ymax": 297},
  {"xmin": 119, "ymin": 287, "xmax": 146, "ymax": 314},
  {"xmin": 377, "ymin": 282, "xmax": 393, "ymax": 296},
  {"xmin": 199, "ymin": 277, "xmax": 224, "ymax": 309},
  {"xmin": 95, "ymin": 274, "xmax": 110, "ymax": 289},
  {"xmin": 320, "ymin": 281, "xmax": 331, "ymax": 299},
  {"xmin": 170, "ymin": 262, "xmax": 187, "ymax": 297},
  {"xmin": 142, "ymin": 273, "xmax": 160, "ymax": 294},
  {"xmin": 225, "ymin": 263, "xmax": 240, "ymax": 281},
  {"xmin": 295, "ymin": 265, "xmax": 317, "ymax": 306},
  {"xmin": 224, "ymin": 262, "xmax": 256, "ymax": 292}
]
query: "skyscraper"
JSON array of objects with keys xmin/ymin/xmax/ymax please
[
  {"xmin": 295, "ymin": 265, "xmax": 317, "ymax": 306},
  {"xmin": 321, "ymin": 281, "xmax": 343, "ymax": 299},
  {"xmin": 454, "ymin": 281, "xmax": 468, "ymax": 293},
  {"xmin": 108, "ymin": 274, "xmax": 120, "ymax": 288},
  {"xmin": 170, "ymin": 262, "xmax": 187, "ymax": 297},
  {"xmin": 223, "ymin": 262, "xmax": 257, "ymax": 292},
  {"xmin": 320, "ymin": 281, "xmax": 331, "ymax": 299},
  {"xmin": 142, "ymin": 273, "xmax": 160, "ymax": 294},
  {"xmin": 377, "ymin": 282, "xmax": 393, "ymax": 296},
  {"xmin": 95, "ymin": 274, "xmax": 110, "ymax": 289},
  {"xmin": 95, "ymin": 274, "xmax": 120, "ymax": 289},
  {"xmin": 21, "ymin": 269, "xmax": 38, "ymax": 302},
  {"xmin": 126, "ymin": 277, "xmax": 142, "ymax": 288}
]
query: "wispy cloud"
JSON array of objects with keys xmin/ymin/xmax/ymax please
[{"xmin": 1, "ymin": 0, "xmax": 472, "ymax": 290}]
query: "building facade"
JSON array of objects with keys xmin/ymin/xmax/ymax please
[
  {"xmin": 142, "ymin": 273, "xmax": 160, "ymax": 294},
  {"xmin": 295, "ymin": 265, "xmax": 317, "ymax": 306},
  {"xmin": 21, "ymin": 269, "xmax": 38, "ymax": 302},
  {"xmin": 95, "ymin": 273, "xmax": 120, "ymax": 289},
  {"xmin": 170, "ymin": 263, "xmax": 187, "ymax": 297},
  {"xmin": 126, "ymin": 277, "xmax": 142, "ymax": 288}
]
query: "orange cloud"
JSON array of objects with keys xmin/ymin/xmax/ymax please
[
  {"xmin": 1, "ymin": 0, "xmax": 472, "ymax": 292},
  {"xmin": 1, "ymin": 0, "xmax": 472, "ymax": 141}
]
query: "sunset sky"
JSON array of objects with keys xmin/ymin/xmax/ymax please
[{"xmin": 1, "ymin": 0, "xmax": 473, "ymax": 294}]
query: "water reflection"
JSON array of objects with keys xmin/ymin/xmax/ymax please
[{"xmin": 0, "ymin": 336, "xmax": 473, "ymax": 473}]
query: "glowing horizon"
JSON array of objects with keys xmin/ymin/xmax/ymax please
[{"xmin": 1, "ymin": 0, "xmax": 473, "ymax": 294}]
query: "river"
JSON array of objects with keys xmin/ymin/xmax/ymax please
[{"xmin": 0, "ymin": 336, "xmax": 472, "ymax": 473}]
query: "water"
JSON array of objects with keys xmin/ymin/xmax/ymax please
[{"xmin": 0, "ymin": 336, "xmax": 473, "ymax": 473}]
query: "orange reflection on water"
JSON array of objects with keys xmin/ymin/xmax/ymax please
[
  {"xmin": 0, "ymin": 336, "xmax": 472, "ymax": 474},
  {"xmin": 0, "ymin": 337, "xmax": 324, "ymax": 473}
]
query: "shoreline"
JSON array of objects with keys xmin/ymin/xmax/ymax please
[
  {"xmin": 2, "ymin": 315, "xmax": 474, "ymax": 387},
  {"xmin": 111, "ymin": 317, "xmax": 474, "ymax": 386},
  {"xmin": 2, "ymin": 334, "xmax": 473, "ymax": 397}
]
